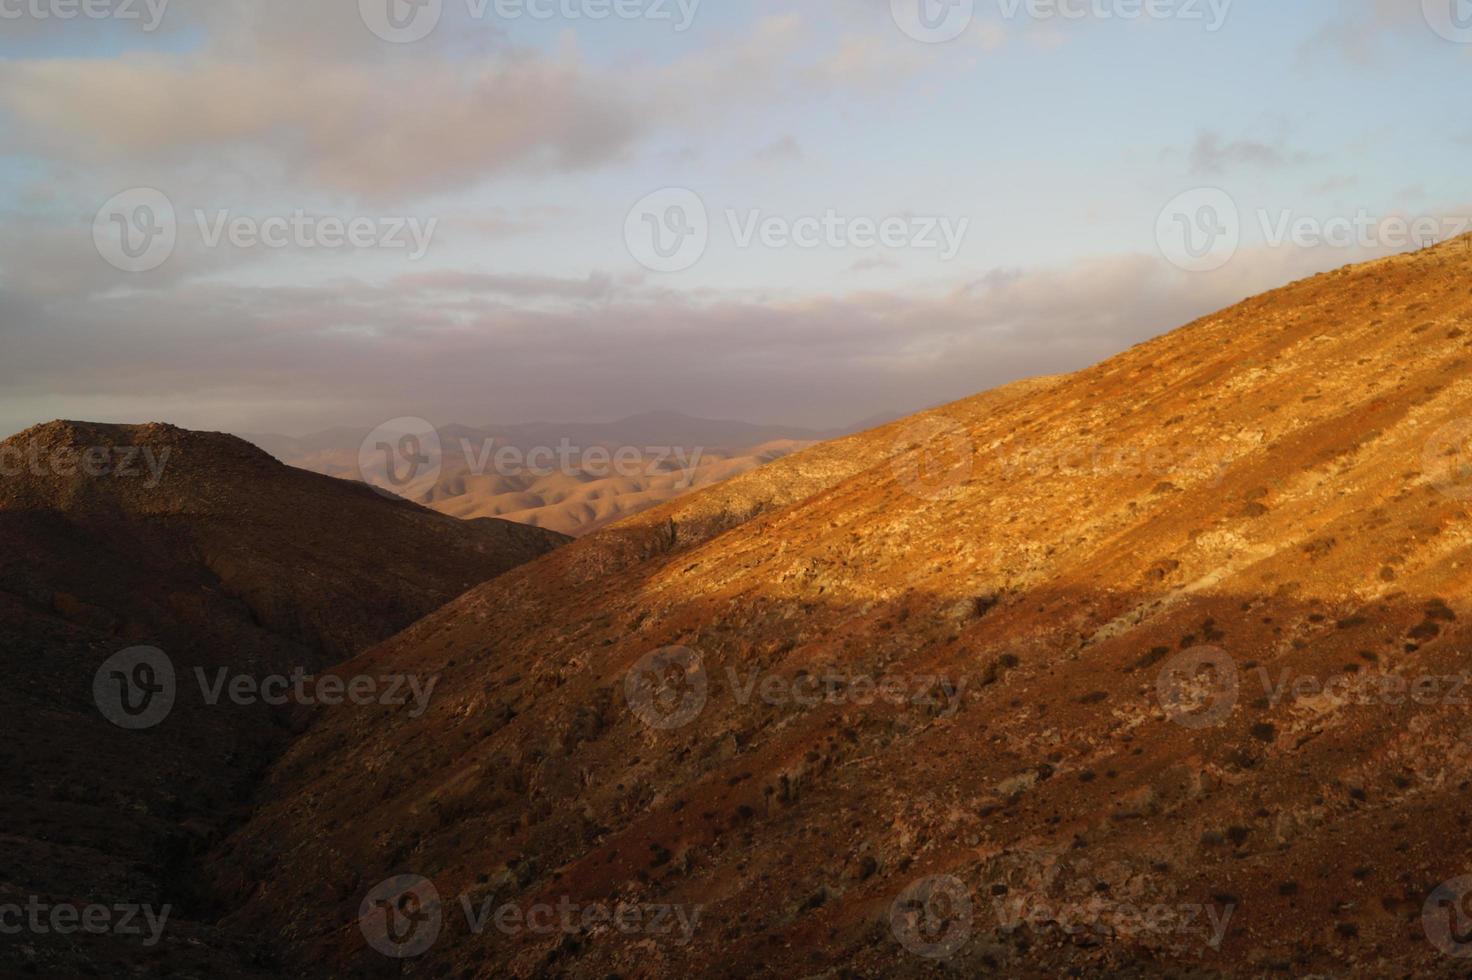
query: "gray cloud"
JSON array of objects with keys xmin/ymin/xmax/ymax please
[
  {"xmin": 1187, "ymin": 130, "xmax": 1313, "ymax": 175},
  {"xmin": 0, "ymin": 245, "xmax": 1378, "ymax": 438}
]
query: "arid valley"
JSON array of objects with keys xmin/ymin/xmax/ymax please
[{"xmin": 4, "ymin": 2, "xmax": 1472, "ymax": 977}]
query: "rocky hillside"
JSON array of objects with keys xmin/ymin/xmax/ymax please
[
  {"xmin": 217, "ymin": 239, "xmax": 1472, "ymax": 977},
  {"xmin": 0, "ymin": 422, "xmax": 567, "ymax": 977}
]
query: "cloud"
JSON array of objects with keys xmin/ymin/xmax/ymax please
[
  {"xmin": 1306, "ymin": 175, "xmax": 1359, "ymax": 194},
  {"xmin": 0, "ymin": 52, "xmax": 642, "ymax": 201},
  {"xmin": 1295, "ymin": 0, "xmax": 1441, "ymax": 67},
  {"xmin": 0, "ymin": 243, "xmax": 1393, "ymax": 437},
  {"xmin": 1186, "ymin": 130, "xmax": 1313, "ymax": 175},
  {"xmin": 754, "ymin": 136, "xmax": 803, "ymax": 164}
]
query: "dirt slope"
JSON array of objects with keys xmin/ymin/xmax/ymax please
[
  {"xmin": 217, "ymin": 239, "xmax": 1472, "ymax": 977},
  {"xmin": 0, "ymin": 422, "xmax": 567, "ymax": 977}
]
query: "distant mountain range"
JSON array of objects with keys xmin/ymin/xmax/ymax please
[
  {"xmin": 241, "ymin": 410, "xmax": 900, "ymax": 535},
  {"xmin": 241, "ymin": 409, "xmax": 888, "ymax": 461}
]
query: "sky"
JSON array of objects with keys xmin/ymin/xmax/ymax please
[{"xmin": 0, "ymin": 0, "xmax": 1468, "ymax": 436}]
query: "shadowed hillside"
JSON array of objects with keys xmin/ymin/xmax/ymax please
[{"xmin": 0, "ymin": 422, "xmax": 567, "ymax": 977}]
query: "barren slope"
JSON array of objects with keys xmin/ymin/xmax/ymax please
[
  {"xmin": 0, "ymin": 422, "xmax": 567, "ymax": 977},
  {"xmin": 218, "ymin": 240, "xmax": 1472, "ymax": 977}
]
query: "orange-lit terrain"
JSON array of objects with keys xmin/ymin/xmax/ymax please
[{"xmin": 188, "ymin": 240, "xmax": 1472, "ymax": 977}]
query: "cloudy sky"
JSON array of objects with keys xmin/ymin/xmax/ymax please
[{"xmin": 0, "ymin": 0, "xmax": 1467, "ymax": 436}]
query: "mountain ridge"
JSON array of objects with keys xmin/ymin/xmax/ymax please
[
  {"xmin": 0, "ymin": 419, "xmax": 568, "ymax": 978},
  {"xmin": 212, "ymin": 241, "xmax": 1472, "ymax": 976}
]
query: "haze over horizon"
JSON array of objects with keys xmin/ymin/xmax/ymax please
[{"xmin": 3, "ymin": 0, "xmax": 1469, "ymax": 436}]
